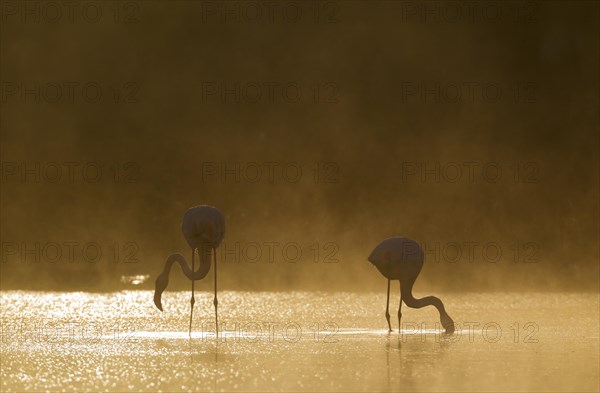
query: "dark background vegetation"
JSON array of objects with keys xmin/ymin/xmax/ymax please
[{"xmin": 1, "ymin": 1, "xmax": 598, "ymax": 292}]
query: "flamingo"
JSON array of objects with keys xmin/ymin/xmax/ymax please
[
  {"xmin": 153, "ymin": 205, "xmax": 225, "ymax": 337},
  {"xmin": 368, "ymin": 237, "xmax": 455, "ymax": 334}
]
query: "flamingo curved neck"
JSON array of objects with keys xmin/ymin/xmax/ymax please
[
  {"xmin": 163, "ymin": 249, "xmax": 212, "ymax": 281},
  {"xmin": 400, "ymin": 281, "xmax": 447, "ymax": 315}
]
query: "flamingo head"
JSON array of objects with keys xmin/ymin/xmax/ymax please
[
  {"xmin": 153, "ymin": 272, "xmax": 168, "ymax": 312},
  {"xmin": 440, "ymin": 312, "xmax": 455, "ymax": 334}
]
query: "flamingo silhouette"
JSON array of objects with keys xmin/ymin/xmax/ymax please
[
  {"xmin": 153, "ymin": 205, "xmax": 225, "ymax": 337},
  {"xmin": 368, "ymin": 237, "xmax": 455, "ymax": 334}
]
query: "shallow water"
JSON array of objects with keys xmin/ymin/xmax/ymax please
[{"xmin": 1, "ymin": 291, "xmax": 598, "ymax": 392}]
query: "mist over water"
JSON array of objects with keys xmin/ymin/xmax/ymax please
[{"xmin": 1, "ymin": 2, "xmax": 598, "ymax": 294}]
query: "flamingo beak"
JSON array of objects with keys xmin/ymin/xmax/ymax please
[{"xmin": 153, "ymin": 273, "xmax": 169, "ymax": 311}]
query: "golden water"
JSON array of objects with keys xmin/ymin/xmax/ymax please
[{"xmin": 1, "ymin": 291, "xmax": 598, "ymax": 392}]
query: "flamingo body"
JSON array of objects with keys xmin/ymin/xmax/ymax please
[
  {"xmin": 368, "ymin": 236, "xmax": 455, "ymax": 333},
  {"xmin": 153, "ymin": 205, "xmax": 225, "ymax": 337},
  {"xmin": 182, "ymin": 205, "xmax": 225, "ymax": 250},
  {"xmin": 368, "ymin": 237, "xmax": 424, "ymax": 284}
]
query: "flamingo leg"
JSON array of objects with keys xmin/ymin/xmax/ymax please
[
  {"xmin": 189, "ymin": 249, "xmax": 195, "ymax": 338},
  {"xmin": 213, "ymin": 246, "xmax": 219, "ymax": 338},
  {"xmin": 385, "ymin": 279, "xmax": 392, "ymax": 332},
  {"xmin": 398, "ymin": 281, "xmax": 403, "ymax": 332}
]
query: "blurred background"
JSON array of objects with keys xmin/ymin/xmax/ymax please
[{"xmin": 1, "ymin": 0, "xmax": 598, "ymax": 293}]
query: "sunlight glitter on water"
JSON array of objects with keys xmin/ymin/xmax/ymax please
[
  {"xmin": 114, "ymin": 328, "xmax": 451, "ymax": 340},
  {"xmin": 1, "ymin": 291, "xmax": 599, "ymax": 392}
]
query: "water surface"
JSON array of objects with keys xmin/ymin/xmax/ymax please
[{"xmin": 1, "ymin": 291, "xmax": 598, "ymax": 392}]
